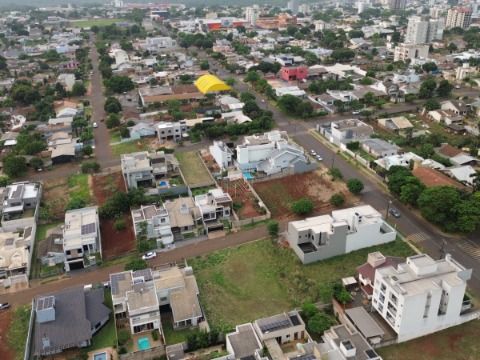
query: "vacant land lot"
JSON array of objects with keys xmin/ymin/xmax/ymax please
[
  {"xmin": 253, "ymin": 169, "xmax": 355, "ymax": 219},
  {"xmin": 176, "ymin": 151, "xmax": 215, "ymax": 188},
  {"xmin": 378, "ymin": 319, "xmax": 480, "ymax": 360},
  {"xmin": 70, "ymin": 18, "xmax": 120, "ymax": 28},
  {"xmin": 219, "ymin": 179, "xmax": 264, "ymax": 220},
  {"xmin": 111, "ymin": 139, "xmax": 151, "ymax": 156},
  {"xmin": 92, "ymin": 172, "xmax": 135, "ymax": 258},
  {"xmin": 189, "ymin": 239, "xmax": 414, "ymax": 330}
]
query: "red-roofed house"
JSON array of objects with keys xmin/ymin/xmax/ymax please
[
  {"xmin": 357, "ymin": 252, "xmax": 404, "ymax": 299},
  {"xmin": 280, "ymin": 66, "xmax": 308, "ymax": 82}
]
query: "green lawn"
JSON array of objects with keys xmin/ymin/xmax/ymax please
[
  {"xmin": 68, "ymin": 173, "xmax": 91, "ymax": 207},
  {"xmin": 377, "ymin": 319, "xmax": 480, "ymax": 360},
  {"xmin": 109, "ymin": 129, "xmax": 122, "ymax": 144},
  {"xmin": 176, "ymin": 151, "xmax": 214, "ymax": 188},
  {"xmin": 70, "ymin": 18, "xmax": 121, "ymax": 28},
  {"xmin": 111, "ymin": 140, "xmax": 149, "ymax": 156},
  {"xmin": 189, "ymin": 238, "xmax": 414, "ymax": 330},
  {"xmin": 162, "ymin": 316, "xmax": 196, "ymax": 345},
  {"xmin": 7, "ymin": 306, "xmax": 31, "ymax": 360}
]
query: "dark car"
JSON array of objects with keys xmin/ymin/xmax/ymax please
[
  {"xmin": 0, "ymin": 303, "xmax": 10, "ymax": 310},
  {"xmin": 389, "ymin": 208, "xmax": 401, "ymax": 218}
]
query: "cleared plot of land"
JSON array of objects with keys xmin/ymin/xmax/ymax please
[
  {"xmin": 111, "ymin": 139, "xmax": 151, "ymax": 156},
  {"xmin": 189, "ymin": 239, "xmax": 414, "ymax": 330},
  {"xmin": 377, "ymin": 319, "xmax": 480, "ymax": 360},
  {"xmin": 70, "ymin": 18, "xmax": 120, "ymax": 28},
  {"xmin": 253, "ymin": 169, "xmax": 355, "ymax": 219},
  {"xmin": 176, "ymin": 151, "xmax": 215, "ymax": 188}
]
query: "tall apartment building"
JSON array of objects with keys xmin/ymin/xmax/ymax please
[
  {"xmin": 446, "ymin": 7, "xmax": 472, "ymax": 29},
  {"xmin": 388, "ymin": 0, "xmax": 406, "ymax": 11},
  {"xmin": 287, "ymin": 0, "xmax": 299, "ymax": 13},
  {"xmin": 245, "ymin": 6, "xmax": 260, "ymax": 26},
  {"xmin": 372, "ymin": 253, "xmax": 477, "ymax": 342},
  {"xmin": 405, "ymin": 16, "xmax": 444, "ymax": 44}
]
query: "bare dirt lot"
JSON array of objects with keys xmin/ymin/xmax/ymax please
[
  {"xmin": 0, "ymin": 310, "xmax": 14, "ymax": 360},
  {"xmin": 92, "ymin": 172, "xmax": 136, "ymax": 259},
  {"xmin": 253, "ymin": 169, "xmax": 356, "ymax": 220},
  {"xmin": 219, "ymin": 179, "xmax": 264, "ymax": 220}
]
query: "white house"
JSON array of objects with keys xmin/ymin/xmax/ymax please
[
  {"xmin": 372, "ymin": 253, "xmax": 478, "ymax": 342},
  {"xmin": 62, "ymin": 207, "xmax": 101, "ymax": 272},
  {"xmin": 374, "ymin": 152, "xmax": 424, "ymax": 170},
  {"xmin": 131, "ymin": 204, "xmax": 174, "ymax": 246},
  {"xmin": 209, "ymin": 141, "xmax": 233, "ymax": 170},
  {"xmin": 287, "ymin": 205, "xmax": 397, "ymax": 264}
]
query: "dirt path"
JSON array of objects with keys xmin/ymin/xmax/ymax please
[{"xmin": 0, "ymin": 310, "xmax": 14, "ymax": 360}]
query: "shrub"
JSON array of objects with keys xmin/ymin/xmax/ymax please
[
  {"xmin": 347, "ymin": 178, "xmax": 364, "ymax": 195},
  {"xmin": 301, "ymin": 302, "xmax": 319, "ymax": 320},
  {"xmin": 328, "ymin": 167, "xmax": 343, "ymax": 180},
  {"xmin": 114, "ymin": 218, "xmax": 126, "ymax": 231},
  {"xmin": 83, "ymin": 145, "xmax": 93, "ymax": 156},
  {"xmin": 307, "ymin": 312, "xmax": 334, "ymax": 335},
  {"xmin": 67, "ymin": 197, "xmax": 87, "ymax": 210},
  {"xmin": 81, "ymin": 161, "xmax": 100, "ymax": 173},
  {"xmin": 267, "ymin": 220, "xmax": 279, "ymax": 238},
  {"xmin": 330, "ymin": 193, "xmax": 345, "ymax": 207},
  {"xmin": 124, "ymin": 259, "xmax": 148, "ymax": 271},
  {"xmin": 291, "ymin": 198, "xmax": 314, "ymax": 215},
  {"xmin": 117, "ymin": 329, "xmax": 130, "ymax": 346},
  {"xmin": 152, "ymin": 329, "xmax": 159, "ymax": 341}
]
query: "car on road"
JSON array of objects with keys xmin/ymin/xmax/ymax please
[
  {"xmin": 103, "ymin": 281, "xmax": 110, "ymax": 289},
  {"xmin": 389, "ymin": 208, "xmax": 401, "ymax": 218},
  {"xmin": 0, "ymin": 303, "xmax": 10, "ymax": 310},
  {"xmin": 142, "ymin": 251, "xmax": 157, "ymax": 260},
  {"xmin": 310, "ymin": 149, "xmax": 317, "ymax": 155},
  {"xmin": 93, "ymin": 122, "xmax": 98, "ymax": 128},
  {"xmin": 352, "ymin": 110, "xmax": 361, "ymax": 115},
  {"xmin": 455, "ymin": 85, "xmax": 461, "ymax": 89},
  {"xmin": 316, "ymin": 155, "xmax": 323, "ymax": 161}
]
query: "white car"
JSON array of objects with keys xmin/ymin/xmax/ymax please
[
  {"xmin": 352, "ymin": 110, "xmax": 361, "ymax": 115},
  {"xmin": 316, "ymin": 155, "xmax": 323, "ymax": 161},
  {"xmin": 310, "ymin": 149, "xmax": 317, "ymax": 155},
  {"xmin": 93, "ymin": 122, "xmax": 98, "ymax": 128},
  {"xmin": 142, "ymin": 251, "xmax": 157, "ymax": 260}
]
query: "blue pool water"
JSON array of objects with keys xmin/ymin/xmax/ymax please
[
  {"xmin": 159, "ymin": 180, "xmax": 169, "ymax": 187},
  {"xmin": 93, "ymin": 352, "xmax": 107, "ymax": 360},
  {"xmin": 243, "ymin": 172, "xmax": 254, "ymax": 180},
  {"xmin": 138, "ymin": 337, "xmax": 151, "ymax": 350}
]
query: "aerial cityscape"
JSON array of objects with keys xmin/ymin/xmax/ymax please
[{"xmin": 1, "ymin": 0, "xmax": 480, "ymax": 359}]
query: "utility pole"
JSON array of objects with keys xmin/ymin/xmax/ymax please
[{"xmin": 385, "ymin": 200, "xmax": 392, "ymax": 220}]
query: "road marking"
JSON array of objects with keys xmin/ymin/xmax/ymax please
[
  {"xmin": 406, "ymin": 232, "xmax": 430, "ymax": 243},
  {"xmin": 456, "ymin": 240, "xmax": 480, "ymax": 260}
]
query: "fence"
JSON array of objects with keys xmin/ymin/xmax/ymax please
[
  {"xmin": 119, "ymin": 346, "xmax": 166, "ymax": 360},
  {"xmin": 339, "ymin": 143, "xmax": 370, "ymax": 167},
  {"xmin": 24, "ymin": 300, "xmax": 36, "ymax": 360}
]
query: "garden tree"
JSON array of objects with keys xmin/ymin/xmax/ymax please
[
  {"xmin": 330, "ymin": 48, "xmax": 355, "ymax": 62},
  {"xmin": 72, "ymin": 116, "xmax": 88, "ymax": 137},
  {"xmin": 437, "ymin": 79, "xmax": 453, "ymax": 97},
  {"xmin": 0, "ymin": 55, "xmax": 7, "ymax": 71},
  {"xmin": 277, "ymin": 95, "xmax": 314, "ymax": 118},
  {"xmin": 418, "ymin": 186, "xmax": 461, "ymax": 232},
  {"xmin": 3, "ymin": 155, "xmax": 27, "ymax": 178},
  {"xmin": 199, "ymin": 60, "xmax": 209, "ymax": 70},
  {"xmin": 267, "ymin": 220, "xmax": 279, "ymax": 238},
  {"xmin": 307, "ymin": 312, "xmax": 334, "ymax": 335},
  {"xmin": 106, "ymin": 113, "xmax": 121, "ymax": 129},
  {"xmin": 387, "ymin": 166, "xmax": 414, "ymax": 195},
  {"xmin": 243, "ymin": 100, "xmax": 261, "ymax": 118},
  {"xmin": 329, "ymin": 167, "xmax": 343, "ymax": 180},
  {"xmin": 362, "ymin": 92, "xmax": 376, "ymax": 106},
  {"xmin": 471, "ymin": 172, "xmax": 480, "ymax": 192},
  {"xmin": 0, "ymin": 176, "xmax": 10, "ymax": 187},
  {"xmin": 291, "ymin": 198, "xmax": 314, "ymax": 215},
  {"xmin": 54, "ymin": 82, "xmax": 67, "ymax": 99},
  {"xmin": 422, "ymin": 62, "xmax": 438, "ymax": 73},
  {"xmin": 225, "ymin": 77, "xmax": 236, "ymax": 86},
  {"xmin": 448, "ymin": 42, "xmax": 458, "ymax": 52},
  {"xmin": 244, "ymin": 70, "xmax": 260, "ymax": 83},
  {"xmin": 11, "ymin": 81, "xmax": 41, "ymax": 105},
  {"xmin": 330, "ymin": 193, "xmax": 345, "ymax": 207},
  {"xmin": 424, "ymin": 98, "xmax": 440, "ymax": 111},
  {"xmin": 66, "ymin": 197, "xmax": 87, "ymax": 210},
  {"xmin": 256, "ymin": 61, "xmax": 281, "ymax": 74},
  {"xmin": 81, "ymin": 161, "xmax": 100, "ymax": 174},
  {"xmin": 347, "ymin": 178, "xmax": 364, "ymax": 195},
  {"xmin": 453, "ymin": 196, "xmax": 480, "ymax": 233},
  {"xmin": 124, "ymin": 259, "xmax": 148, "ymax": 271},
  {"xmin": 419, "ymin": 78, "xmax": 437, "ymax": 98},
  {"xmin": 104, "ymin": 96, "xmax": 122, "ymax": 113},
  {"xmin": 120, "ymin": 126, "xmax": 130, "ymax": 138},
  {"xmin": 308, "ymin": 78, "xmax": 353, "ymax": 94},
  {"xmin": 83, "ymin": 145, "xmax": 93, "ymax": 156},
  {"xmin": 15, "ymin": 131, "xmax": 46, "ymax": 155},
  {"xmin": 71, "ymin": 82, "xmax": 86, "ymax": 97},
  {"xmin": 399, "ymin": 179, "xmax": 425, "ymax": 206},
  {"xmin": 348, "ymin": 29, "xmax": 365, "ymax": 38},
  {"xmin": 405, "ymin": 93, "xmax": 416, "ymax": 103},
  {"xmin": 301, "ymin": 303, "xmax": 319, "ymax": 320},
  {"xmin": 104, "ymin": 75, "xmax": 134, "ymax": 94},
  {"xmin": 29, "ymin": 157, "xmax": 43, "ymax": 170},
  {"xmin": 333, "ymin": 282, "xmax": 352, "ymax": 304},
  {"xmin": 418, "ymin": 143, "xmax": 435, "ymax": 158},
  {"xmin": 346, "ymin": 141, "xmax": 360, "ymax": 151},
  {"xmin": 359, "ymin": 77, "xmax": 374, "ymax": 85}
]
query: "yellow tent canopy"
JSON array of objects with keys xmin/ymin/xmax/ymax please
[{"xmin": 194, "ymin": 74, "xmax": 231, "ymax": 94}]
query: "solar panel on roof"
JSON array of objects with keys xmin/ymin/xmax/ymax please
[
  {"xmin": 5, "ymin": 238, "xmax": 14, "ymax": 246},
  {"xmin": 366, "ymin": 349, "xmax": 379, "ymax": 359},
  {"xmin": 81, "ymin": 223, "xmax": 96, "ymax": 235},
  {"xmin": 111, "ymin": 273, "xmax": 127, "ymax": 294},
  {"xmin": 259, "ymin": 318, "xmax": 291, "ymax": 333},
  {"xmin": 290, "ymin": 314, "xmax": 301, "ymax": 326}
]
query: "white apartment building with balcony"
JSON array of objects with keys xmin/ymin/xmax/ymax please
[{"xmin": 372, "ymin": 253, "xmax": 478, "ymax": 342}]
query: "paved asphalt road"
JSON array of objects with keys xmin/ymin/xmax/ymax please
[{"xmin": 210, "ymin": 59, "xmax": 480, "ymax": 297}]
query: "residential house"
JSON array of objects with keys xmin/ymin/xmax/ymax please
[
  {"xmin": 274, "ymin": 85, "xmax": 306, "ymax": 97},
  {"xmin": 357, "ymin": 252, "xmax": 404, "ymax": 299},
  {"xmin": 164, "ymin": 197, "xmax": 199, "ymax": 241},
  {"xmin": 121, "ymin": 151, "xmax": 179, "ymax": 190},
  {"xmin": 444, "ymin": 165, "xmax": 476, "ymax": 186},
  {"xmin": 393, "ymin": 43, "xmax": 429, "ymax": 63},
  {"xmin": 377, "ymin": 116, "xmax": 414, "ymax": 136},
  {"xmin": 225, "ymin": 323, "xmax": 263, "ymax": 360},
  {"xmin": 157, "ymin": 121, "xmax": 188, "ymax": 143},
  {"xmin": 441, "ymin": 100, "xmax": 468, "ymax": 116},
  {"xmin": 143, "ymin": 36, "xmax": 177, "ymax": 53},
  {"xmin": 253, "ymin": 310, "xmax": 306, "ymax": 346},
  {"xmin": 372, "ymin": 253, "xmax": 477, "ymax": 342},
  {"xmin": 361, "ymin": 138, "xmax": 400, "ymax": 158},
  {"xmin": 413, "ymin": 166, "xmax": 468, "ymax": 190},
  {"xmin": 62, "ymin": 207, "xmax": 101, "ymax": 272},
  {"xmin": 374, "ymin": 152, "xmax": 424, "ymax": 170},
  {"xmin": 0, "ymin": 227, "xmax": 34, "ymax": 281},
  {"xmin": 279, "ymin": 66, "xmax": 308, "ymax": 81},
  {"xmin": 32, "ymin": 287, "xmax": 110, "ymax": 357},
  {"xmin": 427, "ymin": 109, "xmax": 464, "ymax": 126},
  {"xmin": 209, "ymin": 141, "xmax": 233, "ymax": 170},
  {"xmin": 217, "ymin": 95, "xmax": 244, "ymax": 112},
  {"xmin": 138, "ymin": 85, "xmax": 204, "ymax": 106},
  {"xmin": 57, "ymin": 73, "xmax": 76, "ymax": 91},
  {"xmin": 328, "ymin": 119, "xmax": 374, "ymax": 146},
  {"xmin": 1, "ymin": 181, "xmax": 41, "ymax": 231},
  {"xmin": 194, "ymin": 188, "xmax": 232, "ymax": 233},
  {"xmin": 131, "ymin": 204, "xmax": 174, "ymax": 246},
  {"xmin": 128, "ymin": 122, "xmax": 157, "ymax": 140},
  {"xmin": 153, "ymin": 266, "xmax": 203, "ymax": 329},
  {"xmin": 287, "ymin": 205, "xmax": 397, "ymax": 264}
]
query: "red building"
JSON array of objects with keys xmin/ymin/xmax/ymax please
[{"xmin": 280, "ymin": 66, "xmax": 308, "ymax": 81}]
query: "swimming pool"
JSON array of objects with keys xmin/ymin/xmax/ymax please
[
  {"xmin": 138, "ymin": 336, "xmax": 151, "ymax": 351},
  {"xmin": 158, "ymin": 180, "xmax": 170, "ymax": 187},
  {"xmin": 243, "ymin": 172, "xmax": 254, "ymax": 180},
  {"xmin": 93, "ymin": 352, "xmax": 107, "ymax": 360}
]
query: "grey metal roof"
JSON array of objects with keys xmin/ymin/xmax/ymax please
[
  {"xmin": 85, "ymin": 288, "xmax": 111, "ymax": 327},
  {"xmin": 345, "ymin": 307, "xmax": 385, "ymax": 339}
]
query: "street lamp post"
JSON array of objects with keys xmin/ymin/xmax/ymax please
[
  {"xmin": 331, "ymin": 152, "xmax": 336, "ymax": 169},
  {"xmin": 385, "ymin": 200, "xmax": 392, "ymax": 220}
]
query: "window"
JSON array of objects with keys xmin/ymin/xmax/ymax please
[{"xmin": 66, "ymin": 250, "xmax": 71, "ymax": 255}]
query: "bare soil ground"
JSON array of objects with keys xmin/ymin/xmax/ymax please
[
  {"xmin": 253, "ymin": 169, "xmax": 356, "ymax": 220},
  {"xmin": 42, "ymin": 178, "xmax": 70, "ymax": 220},
  {"xmin": 0, "ymin": 309, "xmax": 14, "ymax": 360},
  {"xmin": 92, "ymin": 172, "xmax": 136, "ymax": 259},
  {"xmin": 218, "ymin": 179, "xmax": 264, "ymax": 220}
]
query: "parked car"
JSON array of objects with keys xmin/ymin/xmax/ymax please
[
  {"xmin": 0, "ymin": 303, "xmax": 10, "ymax": 310},
  {"xmin": 352, "ymin": 110, "xmax": 361, "ymax": 115},
  {"xmin": 310, "ymin": 149, "xmax": 317, "ymax": 155},
  {"xmin": 316, "ymin": 155, "xmax": 323, "ymax": 161},
  {"xmin": 103, "ymin": 281, "xmax": 111, "ymax": 289},
  {"xmin": 93, "ymin": 122, "xmax": 98, "ymax": 128},
  {"xmin": 142, "ymin": 251, "xmax": 157, "ymax": 260},
  {"xmin": 389, "ymin": 208, "xmax": 401, "ymax": 218}
]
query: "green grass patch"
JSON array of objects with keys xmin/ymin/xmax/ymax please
[
  {"xmin": 86, "ymin": 290, "xmax": 116, "ymax": 351},
  {"xmin": 7, "ymin": 305, "xmax": 31, "ymax": 360},
  {"xmin": 189, "ymin": 239, "xmax": 414, "ymax": 331},
  {"xmin": 109, "ymin": 129, "xmax": 122, "ymax": 144},
  {"xmin": 176, "ymin": 151, "xmax": 214, "ymax": 188},
  {"xmin": 162, "ymin": 315, "xmax": 196, "ymax": 345},
  {"xmin": 31, "ymin": 222, "xmax": 63, "ymax": 279},
  {"xmin": 111, "ymin": 140, "xmax": 149, "ymax": 156},
  {"xmin": 70, "ymin": 18, "xmax": 121, "ymax": 28},
  {"xmin": 377, "ymin": 319, "xmax": 480, "ymax": 360}
]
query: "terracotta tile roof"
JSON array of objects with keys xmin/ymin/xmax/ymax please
[
  {"xmin": 438, "ymin": 144, "xmax": 462, "ymax": 158},
  {"xmin": 412, "ymin": 166, "xmax": 466, "ymax": 190}
]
